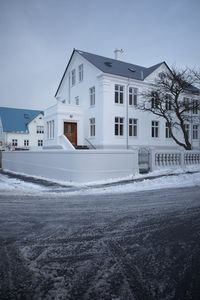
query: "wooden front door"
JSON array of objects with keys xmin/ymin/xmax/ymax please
[{"xmin": 64, "ymin": 122, "xmax": 77, "ymax": 146}]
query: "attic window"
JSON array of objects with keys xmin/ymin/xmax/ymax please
[
  {"xmin": 159, "ymin": 72, "xmax": 166, "ymax": 79},
  {"xmin": 24, "ymin": 114, "xmax": 29, "ymax": 119},
  {"xmin": 104, "ymin": 61, "xmax": 112, "ymax": 67},
  {"xmin": 128, "ymin": 68, "xmax": 136, "ymax": 73}
]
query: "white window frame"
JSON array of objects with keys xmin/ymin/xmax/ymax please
[
  {"xmin": 38, "ymin": 140, "xmax": 43, "ymax": 147},
  {"xmin": 151, "ymin": 93, "xmax": 159, "ymax": 109},
  {"xmin": 165, "ymin": 123, "xmax": 171, "ymax": 138},
  {"xmin": 193, "ymin": 124, "xmax": 198, "ymax": 139},
  {"xmin": 89, "ymin": 118, "xmax": 95, "ymax": 137},
  {"xmin": 24, "ymin": 139, "xmax": 29, "ymax": 146},
  {"xmin": 192, "ymin": 100, "xmax": 198, "ymax": 114},
  {"xmin": 184, "ymin": 124, "xmax": 190, "ymax": 139},
  {"xmin": 183, "ymin": 97, "xmax": 190, "ymax": 113},
  {"xmin": 78, "ymin": 64, "xmax": 83, "ymax": 82},
  {"xmin": 12, "ymin": 139, "xmax": 18, "ymax": 146},
  {"xmin": 37, "ymin": 126, "xmax": 44, "ymax": 134},
  {"xmin": 89, "ymin": 86, "xmax": 95, "ymax": 106},
  {"xmin": 165, "ymin": 95, "xmax": 172, "ymax": 110},
  {"xmin": 75, "ymin": 96, "xmax": 79, "ymax": 105},
  {"xmin": 129, "ymin": 118, "xmax": 137, "ymax": 137},
  {"xmin": 115, "ymin": 85, "xmax": 124, "ymax": 104},
  {"xmin": 129, "ymin": 87, "xmax": 138, "ymax": 106},
  {"xmin": 115, "ymin": 117, "xmax": 124, "ymax": 136},
  {"xmin": 71, "ymin": 69, "xmax": 76, "ymax": 86},
  {"xmin": 152, "ymin": 121, "xmax": 159, "ymax": 138},
  {"xmin": 47, "ymin": 120, "xmax": 54, "ymax": 139}
]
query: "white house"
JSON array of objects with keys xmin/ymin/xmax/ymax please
[
  {"xmin": 44, "ymin": 49, "xmax": 200, "ymax": 151},
  {"xmin": 0, "ymin": 107, "xmax": 44, "ymax": 151}
]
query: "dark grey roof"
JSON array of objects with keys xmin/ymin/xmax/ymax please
[{"xmin": 76, "ymin": 49, "xmax": 164, "ymax": 80}]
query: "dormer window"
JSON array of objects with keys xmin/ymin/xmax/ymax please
[
  {"xmin": 104, "ymin": 61, "xmax": 112, "ymax": 67},
  {"xmin": 24, "ymin": 114, "xmax": 29, "ymax": 119},
  {"xmin": 128, "ymin": 68, "xmax": 136, "ymax": 73}
]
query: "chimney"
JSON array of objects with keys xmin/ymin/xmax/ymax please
[{"xmin": 114, "ymin": 48, "xmax": 123, "ymax": 60}]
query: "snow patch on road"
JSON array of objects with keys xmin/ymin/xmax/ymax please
[{"xmin": 0, "ymin": 173, "xmax": 46, "ymax": 193}]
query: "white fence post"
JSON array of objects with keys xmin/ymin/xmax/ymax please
[
  {"xmin": 149, "ymin": 148, "xmax": 155, "ymax": 172},
  {"xmin": 180, "ymin": 150, "xmax": 185, "ymax": 168}
]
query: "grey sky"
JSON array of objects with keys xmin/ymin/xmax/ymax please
[{"xmin": 0, "ymin": 0, "xmax": 200, "ymax": 110}]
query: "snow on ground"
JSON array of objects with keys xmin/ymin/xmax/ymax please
[
  {"xmin": 0, "ymin": 173, "xmax": 47, "ymax": 193},
  {"xmin": 79, "ymin": 172, "xmax": 200, "ymax": 196},
  {"xmin": 0, "ymin": 165, "xmax": 200, "ymax": 196}
]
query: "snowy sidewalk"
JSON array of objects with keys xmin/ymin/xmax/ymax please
[{"xmin": 0, "ymin": 165, "xmax": 200, "ymax": 195}]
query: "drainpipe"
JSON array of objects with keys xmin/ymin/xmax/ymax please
[{"xmin": 126, "ymin": 79, "xmax": 130, "ymax": 149}]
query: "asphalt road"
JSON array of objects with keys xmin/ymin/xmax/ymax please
[{"xmin": 0, "ymin": 184, "xmax": 200, "ymax": 300}]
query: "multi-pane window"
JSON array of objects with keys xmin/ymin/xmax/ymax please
[
  {"xmin": 129, "ymin": 87, "xmax": 137, "ymax": 106},
  {"xmin": 89, "ymin": 118, "xmax": 95, "ymax": 136},
  {"xmin": 78, "ymin": 64, "xmax": 83, "ymax": 82},
  {"xmin": 71, "ymin": 69, "xmax": 76, "ymax": 86},
  {"xmin": 12, "ymin": 139, "xmax": 18, "ymax": 146},
  {"xmin": 115, "ymin": 85, "xmax": 124, "ymax": 104},
  {"xmin": 89, "ymin": 87, "xmax": 95, "ymax": 106},
  {"xmin": 165, "ymin": 95, "xmax": 172, "ymax": 110},
  {"xmin": 184, "ymin": 124, "xmax": 190, "ymax": 138},
  {"xmin": 129, "ymin": 119, "xmax": 137, "ymax": 137},
  {"xmin": 165, "ymin": 123, "xmax": 171, "ymax": 138},
  {"xmin": 193, "ymin": 125, "xmax": 198, "ymax": 139},
  {"xmin": 115, "ymin": 117, "xmax": 124, "ymax": 136},
  {"xmin": 152, "ymin": 121, "xmax": 159, "ymax": 138},
  {"xmin": 75, "ymin": 96, "xmax": 79, "ymax": 105},
  {"xmin": 24, "ymin": 140, "xmax": 29, "ymax": 146},
  {"xmin": 38, "ymin": 140, "xmax": 43, "ymax": 147},
  {"xmin": 151, "ymin": 92, "xmax": 159, "ymax": 109},
  {"xmin": 192, "ymin": 100, "xmax": 198, "ymax": 114},
  {"xmin": 37, "ymin": 126, "xmax": 44, "ymax": 134},
  {"xmin": 47, "ymin": 120, "xmax": 54, "ymax": 139},
  {"xmin": 183, "ymin": 97, "xmax": 190, "ymax": 111}
]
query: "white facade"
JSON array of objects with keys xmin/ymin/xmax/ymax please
[
  {"xmin": 44, "ymin": 50, "xmax": 200, "ymax": 151},
  {"xmin": 0, "ymin": 113, "xmax": 44, "ymax": 151}
]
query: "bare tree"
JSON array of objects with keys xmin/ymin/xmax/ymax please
[{"xmin": 138, "ymin": 67, "xmax": 200, "ymax": 150}]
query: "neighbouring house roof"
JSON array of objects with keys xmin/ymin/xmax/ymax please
[
  {"xmin": 0, "ymin": 107, "xmax": 43, "ymax": 133},
  {"xmin": 55, "ymin": 49, "xmax": 165, "ymax": 96}
]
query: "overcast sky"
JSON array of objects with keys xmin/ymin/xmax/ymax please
[{"xmin": 0, "ymin": 0, "xmax": 200, "ymax": 111}]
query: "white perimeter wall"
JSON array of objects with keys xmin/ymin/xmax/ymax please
[{"xmin": 2, "ymin": 149, "xmax": 138, "ymax": 183}]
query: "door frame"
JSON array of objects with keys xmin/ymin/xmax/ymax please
[{"xmin": 63, "ymin": 122, "xmax": 77, "ymax": 146}]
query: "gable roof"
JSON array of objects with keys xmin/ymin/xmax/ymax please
[
  {"xmin": 77, "ymin": 49, "xmax": 164, "ymax": 80},
  {"xmin": 0, "ymin": 107, "xmax": 43, "ymax": 133},
  {"xmin": 55, "ymin": 49, "xmax": 165, "ymax": 97}
]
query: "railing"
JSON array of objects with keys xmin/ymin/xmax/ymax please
[
  {"xmin": 184, "ymin": 153, "xmax": 200, "ymax": 164},
  {"xmin": 155, "ymin": 153, "xmax": 181, "ymax": 167},
  {"xmin": 85, "ymin": 138, "xmax": 96, "ymax": 149},
  {"xmin": 149, "ymin": 149, "xmax": 200, "ymax": 171}
]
